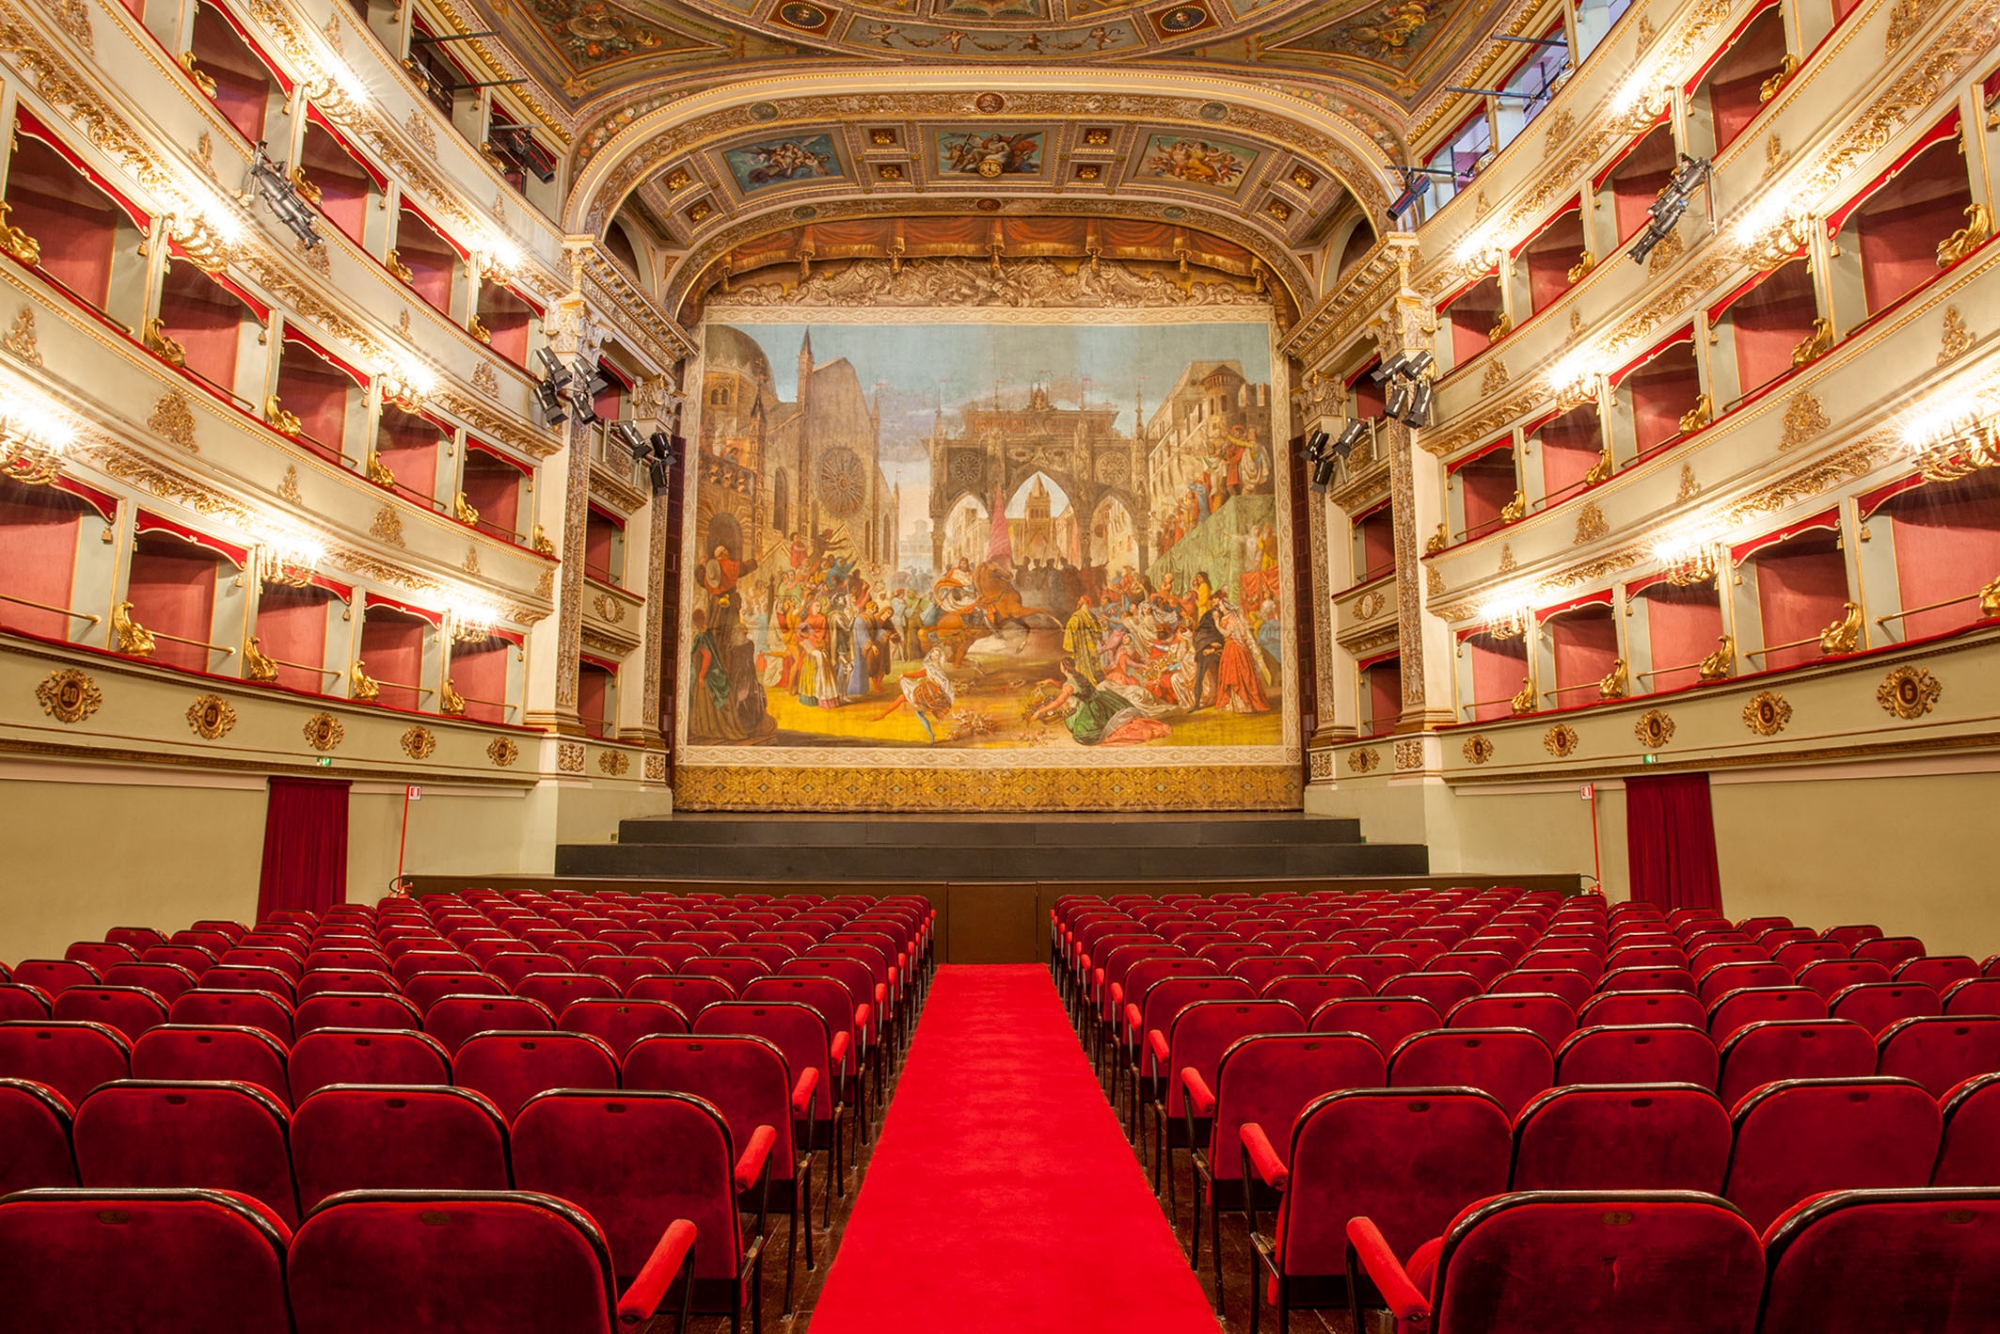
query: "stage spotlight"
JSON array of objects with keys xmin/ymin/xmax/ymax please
[
  {"xmin": 1386, "ymin": 375, "xmax": 1435, "ymax": 428},
  {"xmin": 1300, "ymin": 428, "xmax": 1336, "ymax": 493},
  {"xmin": 1331, "ymin": 419, "xmax": 1369, "ymax": 459},
  {"xmin": 1386, "ymin": 168, "xmax": 1432, "ymax": 223},
  {"xmin": 610, "ymin": 422, "xmax": 677, "ymax": 494},
  {"xmin": 533, "ymin": 347, "xmax": 570, "ymax": 426},
  {"xmin": 247, "ymin": 142, "xmax": 321, "ymax": 249},
  {"xmin": 1628, "ymin": 154, "xmax": 1712, "ymax": 265}
]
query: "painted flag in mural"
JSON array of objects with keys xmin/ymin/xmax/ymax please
[{"xmin": 986, "ymin": 480, "xmax": 1012, "ymax": 567}]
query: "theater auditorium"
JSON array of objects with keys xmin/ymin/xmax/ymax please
[{"xmin": 0, "ymin": 0, "xmax": 1997, "ymax": 1327}]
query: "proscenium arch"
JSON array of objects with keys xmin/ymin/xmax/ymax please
[{"xmin": 563, "ymin": 70, "xmax": 1399, "ymax": 301}]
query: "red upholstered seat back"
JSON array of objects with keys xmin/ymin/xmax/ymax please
[
  {"xmin": 0, "ymin": 1188, "xmax": 292, "ymax": 1333},
  {"xmin": 1874, "ymin": 1015, "xmax": 2000, "ymax": 1097},
  {"xmin": 0, "ymin": 1077, "xmax": 79, "ymax": 1192},
  {"xmin": 1510, "ymin": 1084, "xmax": 1731, "ymax": 1192},
  {"xmin": 402, "ymin": 972, "xmax": 510, "ymax": 1013},
  {"xmin": 1426, "ymin": 1193, "xmax": 1763, "ymax": 1334},
  {"xmin": 1932, "ymin": 1072, "xmax": 2000, "ymax": 1186},
  {"xmin": 513, "ymin": 1090, "xmax": 739, "ymax": 1284},
  {"xmin": 1389, "ymin": 1028, "xmax": 1554, "ymax": 1118},
  {"xmin": 1206, "ymin": 1033, "xmax": 1383, "ymax": 1182},
  {"xmin": 51, "ymin": 986, "xmax": 170, "ymax": 1043},
  {"xmin": 1714, "ymin": 1018, "xmax": 1877, "ymax": 1108},
  {"xmin": 1759, "ymin": 1189, "xmax": 2000, "ymax": 1333},
  {"xmin": 288, "ymin": 1028, "xmax": 450, "ymax": 1103},
  {"xmin": 1794, "ymin": 958, "xmax": 1893, "ymax": 999},
  {"xmin": 1723, "ymin": 1076, "xmax": 1942, "ymax": 1231},
  {"xmin": 1163, "ymin": 1000, "xmax": 1304, "ymax": 1117},
  {"xmin": 73, "ymin": 1080, "xmax": 299, "ymax": 1227},
  {"xmin": 453, "ymin": 1031, "xmax": 618, "ymax": 1121},
  {"xmin": 1827, "ymin": 981, "xmax": 1941, "ymax": 1036},
  {"xmin": 623, "ymin": 1032, "xmax": 799, "ymax": 1183},
  {"xmin": 1490, "ymin": 969, "xmax": 1593, "ymax": 1009},
  {"xmin": 0, "ymin": 1019, "xmax": 130, "ymax": 1105},
  {"xmin": 422, "ymin": 996, "xmax": 554, "ymax": 1056},
  {"xmin": 627, "ymin": 973, "xmax": 737, "ymax": 1016},
  {"xmin": 295, "ymin": 992, "xmax": 422, "ymax": 1036},
  {"xmin": 558, "ymin": 998, "xmax": 690, "ymax": 1057},
  {"xmin": 1447, "ymin": 993, "xmax": 1577, "ymax": 1051},
  {"xmin": 130, "ymin": 1025, "xmax": 290, "ymax": 1104},
  {"xmin": 1263, "ymin": 973, "xmax": 1369, "ymax": 1014},
  {"xmin": 287, "ymin": 1192, "xmax": 619, "ymax": 1334},
  {"xmin": 513, "ymin": 972, "xmax": 621, "ymax": 1015},
  {"xmin": 1554, "ymin": 1024, "xmax": 1717, "ymax": 1090},
  {"xmin": 1382, "ymin": 971, "xmax": 1483, "ymax": 1013},
  {"xmin": 1276, "ymin": 1088, "xmax": 1511, "ymax": 1275},
  {"xmin": 291, "ymin": 1085, "xmax": 510, "ymax": 1212},
  {"xmin": 1707, "ymin": 986, "xmax": 1827, "ymax": 1042},
  {"xmin": 695, "ymin": 1001, "xmax": 836, "ymax": 1119},
  {"xmin": 100, "ymin": 962, "xmax": 200, "ymax": 1004},
  {"xmin": 13, "ymin": 959, "xmax": 101, "ymax": 997},
  {"xmin": 1310, "ymin": 996, "xmax": 1441, "ymax": 1056}
]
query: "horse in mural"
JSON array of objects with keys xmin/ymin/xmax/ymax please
[{"xmin": 918, "ymin": 561, "xmax": 1060, "ymax": 667}]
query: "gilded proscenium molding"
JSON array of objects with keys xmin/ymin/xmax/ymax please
[
  {"xmin": 630, "ymin": 373, "xmax": 681, "ymax": 739},
  {"xmin": 675, "ymin": 764, "xmax": 1302, "ymax": 812},
  {"xmin": 548, "ymin": 294, "xmax": 604, "ymax": 723}
]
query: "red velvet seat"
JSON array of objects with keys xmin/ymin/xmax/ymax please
[
  {"xmin": 398, "ymin": 971, "xmax": 505, "ymax": 1013},
  {"xmin": 695, "ymin": 1001, "xmax": 848, "ymax": 1211},
  {"xmin": 98, "ymin": 961, "xmax": 200, "ymax": 1005},
  {"xmin": 742, "ymin": 975, "xmax": 874, "ymax": 1143},
  {"xmin": 1944, "ymin": 976, "xmax": 2000, "ymax": 1016},
  {"xmin": 1758, "ymin": 1187, "xmax": 2000, "ymax": 1333},
  {"xmin": 1875, "ymin": 1015, "xmax": 2000, "ymax": 1097},
  {"xmin": 1932, "ymin": 1072, "xmax": 2000, "ymax": 1186},
  {"xmin": 1509, "ymin": 1083, "xmax": 1730, "ymax": 1191},
  {"xmin": 1346, "ymin": 1191, "xmax": 1764, "ymax": 1334},
  {"xmin": 49, "ymin": 986, "xmax": 169, "ymax": 1042},
  {"xmin": 486, "ymin": 952, "xmax": 573, "ymax": 986},
  {"xmin": 73, "ymin": 1080, "xmax": 299, "ymax": 1226},
  {"xmin": 1707, "ymin": 986, "xmax": 1827, "ymax": 1042},
  {"xmin": 219, "ymin": 949, "xmax": 304, "ymax": 982},
  {"xmin": 1574, "ymin": 989, "xmax": 1706, "ymax": 1029},
  {"xmin": 166, "ymin": 989, "xmax": 296, "ymax": 1044},
  {"xmin": 1793, "ymin": 958, "xmax": 1892, "ymax": 1000},
  {"xmin": 514, "ymin": 1091, "xmax": 761, "ymax": 1331},
  {"xmin": 1774, "ymin": 940, "xmax": 1849, "ymax": 972},
  {"xmin": 64, "ymin": 942, "xmax": 138, "ymax": 974},
  {"xmin": 578, "ymin": 956, "xmax": 671, "ymax": 994},
  {"xmin": 1150, "ymin": 999, "xmax": 1304, "ymax": 1211},
  {"xmin": 0, "ymin": 1076, "xmax": 78, "ymax": 1192},
  {"xmin": 1263, "ymin": 974, "xmax": 1369, "ymax": 1014},
  {"xmin": 422, "ymin": 995, "xmax": 554, "ymax": 1055},
  {"xmin": 1605, "ymin": 944, "xmax": 1690, "ymax": 973},
  {"xmin": 130, "ymin": 1025, "xmax": 289, "ymax": 1104},
  {"xmin": 0, "ymin": 1187, "xmax": 292, "ymax": 1333},
  {"xmin": 0, "ymin": 1019, "xmax": 130, "ymax": 1105},
  {"xmin": 296, "ymin": 969, "xmax": 399, "ymax": 1001},
  {"xmin": 1119, "ymin": 976, "xmax": 1252, "ymax": 1134},
  {"xmin": 294, "ymin": 992, "xmax": 423, "ymax": 1036},
  {"xmin": 513, "ymin": 971, "xmax": 622, "ymax": 1015},
  {"xmin": 141, "ymin": 945, "xmax": 218, "ymax": 978},
  {"xmin": 558, "ymin": 998, "xmax": 690, "ymax": 1056},
  {"xmin": 1488, "ymin": 969, "xmax": 1592, "ymax": 1009},
  {"xmin": 390, "ymin": 952, "xmax": 478, "ymax": 987},
  {"xmin": 200, "ymin": 966, "xmax": 296, "ymax": 1004},
  {"xmin": 1722, "ymin": 1076, "xmax": 1942, "ymax": 1231},
  {"xmin": 1689, "ymin": 942, "xmax": 1771, "ymax": 977},
  {"xmin": 171, "ymin": 930, "xmax": 235, "ymax": 954},
  {"xmin": 1445, "ymin": 993, "xmax": 1575, "ymax": 1051},
  {"xmin": 1310, "ymin": 996, "xmax": 1441, "ymax": 1057},
  {"xmin": 303, "ymin": 948, "xmax": 391, "ymax": 973},
  {"xmin": 12, "ymin": 959, "xmax": 100, "ymax": 997},
  {"xmin": 1343, "ymin": 954, "xmax": 1418, "ymax": 993},
  {"xmin": 1518, "ymin": 948, "xmax": 1603, "ymax": 981},
  {"xmin": 1430, "ymin": 952, "xmax": 1510, "ymax": 987},
  {"xmin": 1240, "ymin": 1087, "xmax": 1512, "ymax": 1334},
  {"xmin": 633, "ymin": 940, "xmax": 705, "ymax": 972},
  {"xmin": 1228, "ymin": 956, "xmax": 1319, "ymax": 993},
  {"xmin": 104, "ymin": 927, "xmax": 168, "ymax": 951},
  {"xmin": 1182, "ymin": 1032, "xmax": 1384, "ymax": 1315},
  {"xmin": 454, "ymin": 1030, "xmax": 618, "ymax": 1120},
  {"xmin": 1715, "ymin": 1018, "xmax": 1878, "ymax": 1107},
  {"xmin": 1601, "ymin": 965, "xmax": 1697, "ymax": 995},
  {"xmin": 1389, "ymin": 1028, "xmax": 1552, "ymax": 1118},
  {"xmin": 1553, "ymin": 1023, "xmax": 1717, "ymax": 1089},
  {"xmin": 1892, "ymin": 955, "xmax": 1980, "ymax": 991},
  {"xmin": 291, "ymin": 1084, "xmax": 510, "ymax": 1211},
  {"xmin": 1852, "ymin": 935, "xmax": 1926, "ymax": 970},
  {"xmin": 287, "ymin": 1028, "xmax": 451, "ymax": 1103},
  {"xmin": 1381, "ymin": 971, "xmax": 1482, "ymax": 1014},
  {"xmin": 1821, "ymin": 924, "xmax": 1884, "ymax": 947},
  {"xmin": 286, "ymin": 1190, "xmax": 695, "ymax": 1334},
  {"xmin": 1826, "ymin": 980, "xmax": 1941, "ymax": 1035},
  {"xmin": 681, "ymin": 956, "xmax": 776, "ymax": 995},
  {"xmin": 1697, "ymin": 962, "xmax": 1796, "ymax": 1007},
  {"xmin": 623, "ymin": 1033, "xmax": 816, "ymax": 1308},
  {"xmin": 628, "ymin": 973, "xmax": 737, "ymax": 1016}
]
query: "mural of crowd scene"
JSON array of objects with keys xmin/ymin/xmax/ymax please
[{"xmin": 685, "ymin": 319, "xmax": 1288, "ymax": 752}]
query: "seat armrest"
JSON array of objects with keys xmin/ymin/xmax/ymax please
[
  {"xmin": 1346, "ymin": 1216, "xmax": 1431, "ymax": 1323},
  {"xmin": 1239, "ymin": 1122, "xmax": 1289, "ymax": 1190},
  {"xmin": 1109, "ymin": 982, "xmax": 1125, "ymax": 1007},
  {"xmin": 876, "ymin": 983, "xmax": 889, "ymax": 1007},
  {"xmin": 1180, "ymin": 1067, "xmax": 1216, "ymax": 1118},
  {"xmin": 854, "ymin": 1003, "xmax": 871, "ymax": 1033},
  {"xmin": 791, "ymin": 1067, "xmax": 820, "ymax": 1116},
  {"xmin": 733, "ymin": 1123, "xmax": 778, "ymax": 1193},
  {"xmin": 1147, "ymin": 1028, "xmax": 1170, "ymax": 1066},
  {"xmin": 616, "ymin": 1218, "xmax": 696, "ymax": 1326},
  {"xmin": 1123, "ymin": 1002, "xmax": 1142, "ymax": 1036}
]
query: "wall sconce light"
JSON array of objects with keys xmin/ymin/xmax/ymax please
[
  {"xmin": 1904, "ymin": 402, "xmax": 2000, "ymax": 482},
  {"xmin": 1653, "ymin": 519, "xmax": 1726, "ymax": 586},
  {"xmin": 0, "ymin": 391, "xmax": 77, "ymax": 486},
  {"xmin": 1477, "ymin": 584, "xmax": 1537, "ymax": 640}
]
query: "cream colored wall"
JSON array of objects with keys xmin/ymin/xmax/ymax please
[{"xmin": 0, "ymin": 762, "xmax": 670, "ymax": 963}]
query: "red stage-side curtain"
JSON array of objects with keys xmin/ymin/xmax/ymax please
[
  {"xmin": 1626, "ymin": 772, "xmax": 1722, "ymax": 911},
  {"xmin": 257, "ymin": 777, "xmax": 349, "ymax": 920}
]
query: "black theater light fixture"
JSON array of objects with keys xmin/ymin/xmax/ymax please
[
  {"xmin": 247, "ymin": 142, "xmax": 321, "ymax": 249},
  {"xmin": 1628, "ymin": 154, "xmax": 1713, "ymax": 265}
]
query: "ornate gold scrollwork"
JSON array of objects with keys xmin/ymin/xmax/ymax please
[
  {"xmin": 178, "ymin": 51, "xmax": 216, "ymax": 97},
  {"xmin": 1566, "ymin": 252, "xmax": 1596, "ymax": 285},
  {"xmin": 1598, "ymin": 658, "xmax": 1628, "ymax": 700},
  {"xmin": 1500, "ymin": 490, "xmax": 1527, "ymax": 523},
  {"xmin": 530, "ymin": 524, "xmax": 557, "ymax": 557},
  {"xmin": 302, "ymin": 712, "xmax": 344, "ymax": 752},
  {"xmin": 1583, "ymin": 444, "xmax": 1615, "ymax": 486},
  {"xmin": 452, "ymin": 491, "xmax": 479, "ymax": 525},
  {"xmin": 1510, "ymin": 675, "xmax": 1537, "ymax": 716},
  {"xmin": 243, "ymin": 636, "xmax": 279, "ymax": 682},
  {"xmin": 1461, "ymin": 735, "xmax": 1495, "ymax": 765},
  {"xmin": 1981, "ymin": 575, "xmax": 2000, "ymax": 619},
  {"xmin": 288, "ymin": 165, "xmax": 321, "ymax": 206},
  {"xmin": 1679, "ymin": 394, "xmax": 1714, "ymax": 435},
  {"xmin": 1742, "ymin": 690, "xmax": 1792, "ymax": 736},
  {"xmin": 467, "ymin": 313, "xmax": 491, "ymax": 344},
  {"xmin": 1819, "ymin": 600, "xmax": 1862, "ymax": 655},
  {"xmin": 111, "ymin": 601, "xmax": 155, "ymax": 657},
  {"xmin": 1347, "ymin": 747, "xmax": 1380, "ymax": 773},
  {"xmin": 1634, "ymin": 709, "xmax": 1676, "ymax": 748},
  {"xmin": 37, "ymin": 668, "xmax": 102, "ymax": 724},
  {"xmin": 439, "ymin": 678, "xmax": 466, "ymax": 716},
  {"xmin": 1758, "ymin": 53, "xmax": 1798, "ymax": 103},
  {"xmin": 364, "ymin": 450, "xmax": 396, "ymax": 486},
  {"xmin": 401, "ymin": 726, "xmax": 437, "ymax": 759},
  {"xmin": 1937, "ymin": 204, "xmax": 1992, "ymax": 269},
  {"xmin": 1698, "ymin": 634, "xmax": 1735, "ymax": 682},
  {"xmin": 1424, "ymin": 523, "xmax": 1449, "ymax": 556},
  {"xmin": 487, "ymin": 736, "xmax": 519, "ymax": 767},
  {"xmin": 185, "ymin": 693, "xmax": 236, "ymax": 739},
  {"xmin": 349, "ymin": 661, "xmax": 380, "ymax": 702},
  {"xmin": 385, "ymin": 249, "xmax": 415, "ymax": 283},
  {"xmin": 1487, "ymin": 313, "xmax": 1513, "ymax": 344},
  {"xmin": 264, "ymin": 396, "xmax": 302, "ymax": 437},
  {"xmin": 1877, "ymin": 665, "xmax": 1941, "ymax": 720},
  {"xmin": 1542, "ymin": 723, "xmax": 1579, "ymax": 758},
  {"xmin": 1791, "ymin": 318, "xmax": 1834, "ymax": 369},
  {"xmin": 142, "ymin": 317, "xmax": 187, "ymax": 367},
  {"xmin": 0, "ymin": 202, "xmax": 42, "ymax": 265}
]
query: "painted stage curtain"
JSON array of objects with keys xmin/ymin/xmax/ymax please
[
  {"xmin": 1625, "ymin": 772, "xmax": 1723, "ymax": 911},
  {"xmin": 257, "ymin": 778, "xmax": 350, "ymax": 920}
]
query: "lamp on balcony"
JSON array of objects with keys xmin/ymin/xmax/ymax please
[{"xmin": 0, "ymin": 390, "xmax": 77, "ymax": 486}]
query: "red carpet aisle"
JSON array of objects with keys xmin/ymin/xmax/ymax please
[{"xmin": 808, "ymin": 965, "xmax": 1218, "ymax": 1333}]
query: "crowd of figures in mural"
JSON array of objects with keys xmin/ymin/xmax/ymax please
[{"xmin": 685, "ymin": 319, "xmax": 1288, "ymax": 751}]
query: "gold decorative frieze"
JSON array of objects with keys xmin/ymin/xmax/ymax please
[
  {"xmin": 185, "ymin": 693, "xmax": 237, "ymax": 740},
  {"xmin": 400, "ymin": 726, "xmax": 437, "ymax": 760},
  {"xmin": 147, "ymin": 391, "xmax": 198, "ymax": 452},
  {"xmin": 1481, "ymin": 359, "xmax": 1509, "ymax": 393},
  {"xmin": 1394, "ymin": 738, "xmax": 1424, "ymax": 771},
  {"xmin": 1877, "ymin": 665, "xmax": 1941, "ymax": 720},
  {"xmin": 598, "ymin": 749, "xmax": 631, "ymax": 776},
  {"xmin": 487, "ymin": 736, "xmax": 519, "ymax": 767},
  {"xmin": 369, "ymin": 507, "xmax": 406, "ymax": 547},
  {"xmin": 1939, "ymin": 307, "xmax": 1973, "ymax": 364},
  {"xmin": 1348, "ymin": 747, "xmax": 1380, "ymax": 773},
  {"xmin": 644, "ymin": 752, "xmax": 667, "ymax": 783},
  {"xmin": 4, "ymin": 306, "xmax": 43, "ymax": 365},
  {"xmin": 1742, "ymin": 691, "xmax": 1792, "ymax": 736},
  {"xmin": 674, "ymin": 764, "xmax": 1302, "ymax": 812},
  {"xmin": 1574, "ymin": 502, "xmax": 1608, "ymax": 545},
  {"xmin": 557, "ymin": 741, "xmax": 586, "ymax": 773},
  {"xmin": 1461, "ymin": 735, "xmax": 1494, "ymax": 765},
  {"xmin": 1634, "ymin": 709, "xmax": 1676, "ymax": 748},
  {"xmin": 302, "ymin": 712, "xmax": 345, "ymax": 751},
  {"xmin": 472, "ymin": 362, "xmax": 500, "ymax": 397},
  {"xmin": 279, "ymin": 466, "xmax": 303, "ymax": 504},
  {"xmin": 1677, "ymin": 465, "xmax": 1701, "ymax": 501},
  {"xmin": 1780, "ymin": 392, "xmax": 1830, "ymax": 449},
  {"xmin": 1542, "ymin": 724, "xmax": 1579, "ymax": 758},
  {"xmin": 36, "ymin": 668, "xmax": 101, "ymax": 724}
]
